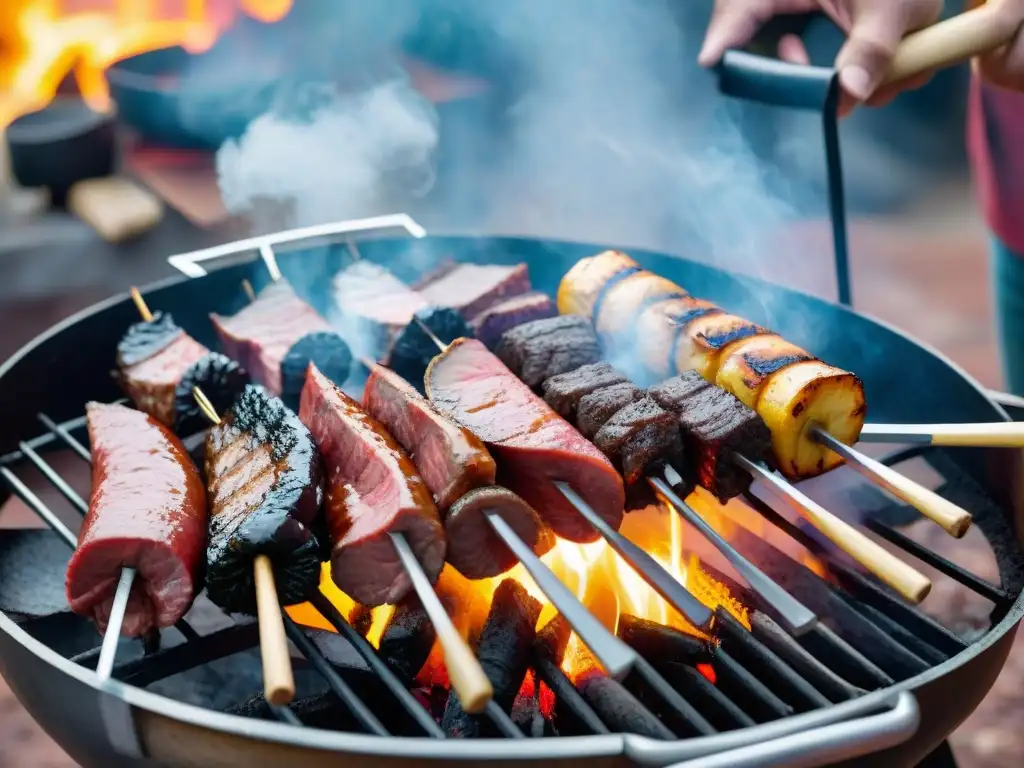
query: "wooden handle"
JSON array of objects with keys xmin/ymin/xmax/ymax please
[
  {"xmin": 436, "ymin": 621, "xmax": 494, "ymax": 715},
  {"xmin": 862, "ymin": 421, "xmax": 1024, "ymax": 448},
  {"xmin": 884, "ymin": 4, "xmax": 1019, "ymax": 84},
  {"xmin": 254, "ymin": 555, "xmax": 296, "ymax": 707}
]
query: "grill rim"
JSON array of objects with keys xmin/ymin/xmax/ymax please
[{"xmin": 1, "ymin": 233, "xmax": 1023, "ymax": 764}]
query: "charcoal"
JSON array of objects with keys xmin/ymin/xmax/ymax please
[
  {"xmin": 649, "ymin": 372, "xmax": 770, "ymax": 501},
  {"xmin": 577, "ymin": 382, "xmax": 645, "ymax": 439},
  {"xmin": 441, "ymin": 579, "xmax": 542, "ymax": 737},
  {"xmin": 616, "ymin": 614, "xmax": 713, "ymax": 665},
  {"xmin": 542, "ymin": 362, "xmax": 629, "ymax": 419},
  {"xmin": 378, "ymin": 598, "xmax": 436, "ymax": 687},
  {"xmin": 280, "ymin": 331, "xmax": 353, "ymax": 410},
  {"xmin": 577, "ymin": 670, "xmax": 673, "ymax": 739},
  {"xmin": 174, "ymin": 352, "xmax": 249, "ymax": 437},
  {"xmin": 495, "ymin": 316, "xmax": 602, "ymax": 389},
  {"xmin": 389, "ymin": 306, "xmax": 473, "ymax": 393},
  {"xmin": 0, "ymin": 530, "xmax": 72, "ymax": 622},
  {"xmin": 471, "ymin": 291, "xmax": 556, "ymax": 349}
]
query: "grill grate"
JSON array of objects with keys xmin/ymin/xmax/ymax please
[{"xmin": 0, "ymin": 406, "xmax": 1013, "ymax": 740}]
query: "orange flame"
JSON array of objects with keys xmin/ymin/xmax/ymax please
[{"xmin": 0, "ymin": 0, "xmax": 293, "ymax": 128}]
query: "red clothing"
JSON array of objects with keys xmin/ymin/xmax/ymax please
[{"xmin": 967, "ymin": 74, "xmax": 1024, "ymax": 254}]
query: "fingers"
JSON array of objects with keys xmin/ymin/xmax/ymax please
[
  {"xmin": 778, "ymin": 33, "xmax": 811, "ymax": 65},
  {"xmin": 699, "ymin": 0, "xmax": 816, "ymax": 66}
]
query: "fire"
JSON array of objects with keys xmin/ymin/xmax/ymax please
[
  {"xmin": 0, "ymin": 0, "xmax": 293, "ymax": 128},
  {"xmin": 287, "ymin": 493, "xmax": 774, "ymax": 684}
]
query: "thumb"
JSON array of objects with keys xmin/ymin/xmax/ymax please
[{"xmin": 833, "ymin": 4, "xmax": 907, "ymax": 102}]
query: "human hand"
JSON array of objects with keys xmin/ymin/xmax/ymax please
[
  {"xmin": 971, "ymin": 0, "xmax": 1024, "ymax": 91},
  {"xmin": 698, "ymin": 0, "xmax": 944, "ymax": 114}
]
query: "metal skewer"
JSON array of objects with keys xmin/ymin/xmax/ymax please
[
  {"xmin": 859, "ymin": 421, "xmax": 1024, "ymax": 449},
  {"xmin": 811, "ymin": 426, "xmax": 972, "ymax": 538},
  {"xmin": 96, "ymin": 567, "xmax": 136, "ymax": 682}
]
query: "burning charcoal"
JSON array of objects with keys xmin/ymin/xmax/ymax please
[
  {"xmin": 651, "ymin": 662, "xmax": 756, "ymax": 732},
  {"xmin": 496, "ymin": 316, "xmax": 602, "ymax": 389},
  {"xmin": 348, "ymin": 604, "xmax": 373, "ymax": 637},
  {"xmin": 577, "ymin": 382, "xmax": 645, "ymax": 439},
  {"xmin": 649, "ymin": 372, "xmax": 770, "ymax": 501},
  {"xmin": 511, "ymin": 673, "xmax": 552, "ymax": 738},
  {"xmin": 576, "ymin": 665, "xmax": 673, "ymax": 739},
  {"xmin": 441, "ymin": 579, "xmax": 542, "ymax": 738},
  {"xmin": 616, "ymin": 615, "xmax": 713, "ymax": 665},
  {"xmin": 416, "ymin": 261, "xmax": 532, "ymax": 321},
  {"xmin": 542, "ymin": 362, "xmax": 629, "ymax": 420},
  {"xmin": 471, "ymin": 292, "xmax": 556, "ymax": 349},
  {"xmin": 389, "ymin": 306, "xmax": 474, "ymax": 392},
  {"xmin": 378, "ymin": 598, "xmax": 436, "ymax": 687}
]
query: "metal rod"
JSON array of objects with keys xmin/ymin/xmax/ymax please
[
  {"xmin": 736, "ymin": 455, "xmax": 932, "ymax": 604},
  {"xmin": 259, "ymin": 243, "xmax": 283, "ymax": 282},
  {"xmin": 19, "ymin": 441, "xmax": 88, "ymax": 513},
  {"xmin": 631, "ymin": 657, "xmax": 716, "ymax": 736},
  {"xmin": 650, "ymin": 472, "xmax": 818, "ymax": 636},
  {"xmin": 38, "ymin": 413, "xmax": 91, "ymax": 462},
  {"xmin": 484, "ymin": 700, "xmax": 527, "ymax": 739},
  {"xmin": 811, "ymin": 426, "xmax": 972, "ymax": 538},
  {"xmin": 308, "ymin": 591, "xmax": 444, "ymax": 737},
  {"xmin": 0, "ymin": 467, "xmax": 77, "ymax": 547},
  {"xmin": 389, "ymin": 532, "xmax": 493, "ymax": 714},
  {"xmin": 484, "ymin": 510, "xmax": 637, "ymax": 679},
  {"xmin": 271, "ymin": 706, "xmax": 303, "ymax": 726},
  {"xmin": 282, "ymin": 614, "xmax": 389, "ymax": 736},
  {"xmin": 554, "ymin": 481, "xmax": 714, "ymax": 631},
  {"xmin": 96, "ymin": 567, "xmax": 136, "ymax": 683}
]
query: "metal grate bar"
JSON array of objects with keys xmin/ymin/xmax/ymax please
[
  {"xmin": 37, "ymin": 413, "xmax": 91, "ymax": 462},
  {"xmin": 531, "ymin": 655, "xmax": 609, "ymax": 735},
  {"xmin": 308, "ymin": 591, "xmax": 444, "ymax": 737},
  {"xmin": 485, "ymin": 701, "xmax": 526, "ymax": 739},
  {"xmin": 0, "ymin": 467, "xmax": 77, "ymax": 548},
  {"xmin": 19, "ymin": 442, "xmax": 88, "ymax": 514},
  {"xmin": 271, "ymin": 706, "xmax": 303, "ymax": 726},
  {"xmin": 0, "ymin": 412, "xmax": 92, "ymax": 466}
]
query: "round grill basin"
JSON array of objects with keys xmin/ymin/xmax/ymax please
[{"xmin": 1, "ymin": 232, "xmax": 1022, "ymax": 768}]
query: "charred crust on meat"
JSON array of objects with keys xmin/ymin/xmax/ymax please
[
  {"xmin": 791, "ymin": 401, "xmax": 806, "ymax": 417},
  {"xmin": 666, "ymin": 306, "xmax": 721, "ymax": 329},
  {"xmin": 745, "ymin": 351, "xmax": 812, "ymax": 377},
  {"xmin": 117, "ymin": 311, "xmax": 183, "ymax": 366},
  {"xmin": 590, "ymin": 265, "xmax": 642, "ymax": 323},
  {"xmin": 204, "ymin": 384, "xmax": 324, "ymax": 614},
  {"xmin": 390, "ymin": 306, "xmax": 473, "ymax": 393},
  {"xmin": 698, "ymin": 321, "xmax": 763, "ymax": 350},
  {"xmin": 174, "ymin": 353, "xmax": 250, "ymax": 436},
  {"xmin": 496, "ymin": 315, "xmax": 602, "ymax": 388},
  {"xmin": 280, "ymin": 331, "xmax": 353, "ymax": 408}
]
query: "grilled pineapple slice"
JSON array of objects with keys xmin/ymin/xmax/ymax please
[
  {"xmin": 757, "ymin": 360, "xmax": 866, "ymax": 479},
  {"xmin": 557, "ymin": 250, "xmax": 640, "ymax": 320},
  {"xmin": 595, "ymin": 270, "xmax": 686, "ymax": 344},
  {"xmin": 636, "ymin": 297, "xmax": 722, "ymax": 378},
  {"xmin": 715, "ymin": 334, "xmax": 814, "ymax": 409},
  {"xmin": 673, "ymin": 312, "xmax": 768, "ymax": 380}
]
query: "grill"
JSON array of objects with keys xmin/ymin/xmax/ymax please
[{"xmin": 2, "ymin": 49, "xmax": 1024, "ymax": 768}]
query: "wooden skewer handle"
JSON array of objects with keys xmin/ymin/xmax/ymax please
[
  {"xmin": 884, "ymin": 4, "xmax": 1019, "ymax": 84},
  {"xmin": 437, "ymin": 621, "xmax": 494, "ymax": 715},
  {"xmin": 254, "ymin": 555, "xmax": 296, "ymax": 707},
  {"xmin": 861, "ymin": 421, "xmax": 1024, "ymax": 448}
]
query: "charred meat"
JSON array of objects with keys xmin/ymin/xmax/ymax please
[
  {"xmin": 470, "ymin": 291, "xmax": 556, "ymax": 350},
  {"xmin": 495, "ymin": 315, "xmax": 602, "ymax": 389},
  {"xmin": 649, "ymin": 372, "xmax": 771, "ymax": 501},
  {"xmin": 66, "ymin": 403, "xmax": 207, "ymax": 636},
  {"xmin": 210, "ymin": 281, "xmax": 351, "ymax": 400},
  {"xmin": 577, "ymin": 382, "xmax": 645, "ymax": 440},
  {"xmin": 542, "ymin": 362, "xmax": 629, "ymax": 420},
  {"xmin": 426, "ymin": 338, "xmax": 625, "ymax": 543},
  {"xmin": 204, "ymin": 385, "xmax": 324, "ymax": 614},
  {"xmin": 387, "ymin": 306, "xmax": 473, "ymax": 392},
  {"xmin": 300, "ymin": 364, "xmax": 445, "ymax": 607},
  {"xmin": 117, "ymin": 311, "xmax": 248, "ymax": 433}
]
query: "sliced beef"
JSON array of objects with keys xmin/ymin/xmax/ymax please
[
  {"xmin": 332, "ymin": 261, "xmax": 429, "ymax": 358},
  {"xmin": 210, "ymin": 280, "xmax": 345, "ymax": 397},
  {"xmin": 426, "ymin": 338, "xmax": 625, "ymax": 542},
  {"xmin": 204, "ymin": 385, "xmax": 324, "ymax": 614},
  {"xmin": 417, "ymin": 262, "xmax": 531, "ymax": 321},
  {"xmin": 577, "ymin": 383, "xmax": 645, "ymax": 439},
  {"xmin": 542, "ymin": 362, "xmax": 629, "ymax": 419},
  {"xmin": 363, "ymin": 363, "xmax": 496, "ymax": 511},
  {"xmin": 445, "ymin": 486, "xmax": 555, "ymax": 580},
  {"xmin": 594, "ymin": 397, "xmax": 686, "ymax": 509},
  {"xmin": 649, "ymin": 372, "xmax": 771, "ymax": 501},
  {"xmin": 300, "ymin": 364, "xmax": 445, "ymax": 606},
  {"xmin": 470, "ymin": 291, "xmax": 556, "ymax": 349},
  {"xmin": 66, "ymin": 403, "xmax": 207, "ymax": 636},
  {"xmin": 495, "ymin": 315, "xmax": 602, "ymax": 389},
  {"xmin": 387, "ymin": 306, "xmax": 473, "ymax": 392}
]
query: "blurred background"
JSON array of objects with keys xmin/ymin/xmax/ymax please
[{"xmin": 0, "ymin": 1, "xmax": 1012, "ymax": 766}]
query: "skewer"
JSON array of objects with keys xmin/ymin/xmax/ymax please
[
  {"xmin": 191, "ymin": 384, "xmax": 296, "ymax": 706},
  {"xmin": 811, "ymin": 427, "xmax": 972, "ymax": 538},
  {"xmin": 241, "ymin": 279, "xmax": 257, "ymax": 303},
  {"xmin": 96, "ymin": 567, "xmax": 137, "ymax": 682},
  {"xmin": 648, "ymin": 471, "xmax": 817, "ymax": 635},
  {"xmin": 859, "ymin": 421, "xmax": 1024, "ymax": 449},
  {"xmin": 733, "ymin": 454, "xmax": 932, "ymax": 604}
]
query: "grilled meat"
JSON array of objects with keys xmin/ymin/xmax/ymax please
[
  {"xmin": 542, "ymin": 362, "xmax": 629, "ymax": 419},
  {"xmin": 204, "ymin": 385, "xmax": 324, "ymax": 614},
  {"xmin": 210, "ymin": 281, "xmax": 351, "ymax": 400},
  {"xmin": 649, "ymin": 372, "xmax": 771, "ymax": 501},
  {"xmin": 363, "ymin": 363, "xmax": 496, "ymax": 511},
  {"xmin": 635, "ymin": 297, "xmax": 723, "ymax": 380},
  {"xmin": 426, "ymin": 338, "xmax": 625, "ymax": 542},
  {"xmin": 416, "ymin": 261, "xmax": 532, "ymax": 322},
  {"xmin": 714, "ymin": 334, "xmax": 815, "ymax": 409},
  {"xmin": 66, "ymin": 403, "xmax": 207, "ymax": 636},
  {"xmin": 445, "ymin": 486, "xmax": 555, "ymax": 579},
  {"xmin": 332, "ymin": 261, "xmax": 429, "ymax": 358},
  {"xmin": 117, "ymin": 312, "xmax": 248, "ymax": 432},
  {"xmin": 470, "ymin": 291, "xmax": 556, "ymax": 349},
  {"xmin": 577, "ymin": 382, "xmax": 645, "ymax": 439},
  {"xmin": 673, "ymin": 312, "xmax": 767, "ymax": 381},
  {"xmin": 495, "ymin": 315, "xmax": 602, "ymax": 389},
  {"xmin": 388, "ymin": 306, "xmax": 473, "ymax": 392},
  {"xmin": 757, "ymin": 361, "xmax": 866, "ymax": 478},
  {"xmin": 299, "ymin": 364, "xmax": 445, "ymax": 606},
  {"xmin": 556, "ymin": 250, "xmax": 641, "ymax": 320}
]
